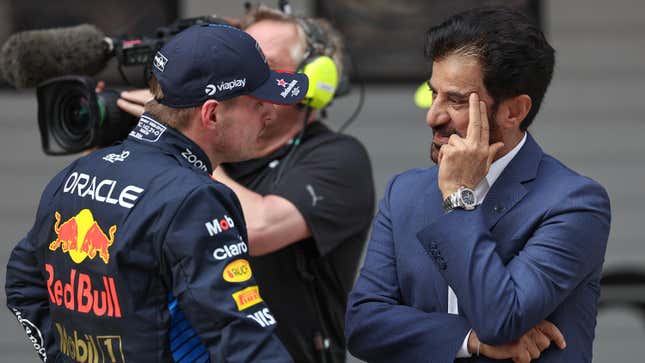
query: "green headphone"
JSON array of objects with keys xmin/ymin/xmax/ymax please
[
  {"xmin": 295, "ymin": 17, "xmax": 340, "ymax": 110},
  {"xmin": 415, "ymin": 81, "xmax": 433, "ymax": 108}
]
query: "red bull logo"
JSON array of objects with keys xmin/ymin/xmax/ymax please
[{"xmin": 49, "ymin": 209, "xmax": 116, "ymax": 264}]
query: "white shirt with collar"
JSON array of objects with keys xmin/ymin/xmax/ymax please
[{"xmin": 452, "ymin": 132, "xmax": 528, "ymax": 357}]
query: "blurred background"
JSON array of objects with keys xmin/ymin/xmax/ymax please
[{"xmin": 1, "ymin": 0, "xmax": 643, "ymax": 362}]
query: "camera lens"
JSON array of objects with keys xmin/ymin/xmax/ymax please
[
  {"xmin": 50, "ymin": 85, "xmax": 95, "ymax": 150},
  {"xmin": 37, "ymin": 75, "xmax": 138, "ymax": 155}
]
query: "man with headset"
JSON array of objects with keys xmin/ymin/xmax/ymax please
[{"xmin": 116, "ymin": 5, "xmax": 375, "ymax": 362}]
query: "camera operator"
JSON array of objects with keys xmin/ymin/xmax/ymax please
[
  {"xmin": 116, "ymin": 6, "xmax": 376, "ymax": 362},
  {"xmin": 5, "ymin": 24, "xmax": 303, "ymax": 362}
]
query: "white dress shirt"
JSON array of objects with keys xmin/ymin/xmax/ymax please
[{"xmin": 453, "ymin": 133, "xmax": 527, "ymax": 357}]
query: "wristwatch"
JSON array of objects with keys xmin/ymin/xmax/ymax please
[{"xmin": 442, "ymin": 186, "xmax": 477, "ymax": 212}]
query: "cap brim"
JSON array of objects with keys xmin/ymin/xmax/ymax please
[{"xmin": 249, "ymin": 70, "xmax": 309, "ymax": 105}]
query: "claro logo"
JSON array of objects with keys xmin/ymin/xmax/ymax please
[
  {"xmin": 46, "ymin": 264, "xmax": 122, "ymax": 318},
  {"xmin": 213, "ymin": 239, "xmax": 248, "ymax": 260}
]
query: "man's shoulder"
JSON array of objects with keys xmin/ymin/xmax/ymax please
[{"xmin": 537, "ymin": 153, "xmax": 608, "ymax": 195}]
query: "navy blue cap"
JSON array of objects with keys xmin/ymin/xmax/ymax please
[{"xmin": 151, "ymin": 24, "xmax": 309, "ymax": 108}]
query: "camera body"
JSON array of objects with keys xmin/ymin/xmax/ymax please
[{"xmin": 37, "ymin": 16, "xmax": 229, "ymax": 155}]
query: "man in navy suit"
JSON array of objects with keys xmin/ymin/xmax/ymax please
[{"xmin": 346, "ymin": 7, "xmax": 611, "ymax": 363}]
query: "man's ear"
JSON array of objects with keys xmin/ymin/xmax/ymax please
[
  {"xmin": 498, "ymin": 94, "xmax": 532, "ymax": 129},
  {"xmin": 200, "ymin": 100, "xmax": 220, "ymax": 130}
]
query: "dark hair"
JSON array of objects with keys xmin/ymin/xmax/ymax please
[{"xmin": 425, "ymin": 7, "xmax": 555, "ymax": 130}]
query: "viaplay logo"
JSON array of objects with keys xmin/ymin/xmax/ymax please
[{"xmin": 49, "ymin": 210, "xmax": 116, "ymax": 264}]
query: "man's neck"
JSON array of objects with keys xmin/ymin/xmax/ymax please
[{"xmin": 494, "ymin": 129, "xmax": 526, "ymax": 162}]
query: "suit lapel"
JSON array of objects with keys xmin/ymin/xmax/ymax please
[
  {"xmin": 481, "ymin": 133, "xmax": 543, "ymax": 229},
  {"xmin": 422, "ymin": 169, "xmax": 449, "ymax": 311}
]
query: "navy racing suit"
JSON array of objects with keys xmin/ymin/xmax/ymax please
[{"xmin": 5, "ymin": 114, "xmax": 292, "ymax": 362}]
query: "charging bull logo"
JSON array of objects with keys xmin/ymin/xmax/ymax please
[{"xmin": 49, "ymin": 210, "xmax": 116, "ymax": 264}]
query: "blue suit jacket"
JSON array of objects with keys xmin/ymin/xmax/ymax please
[{"xmin": 346, "ymin": 134, "xmax": 611, "ymax": 363}]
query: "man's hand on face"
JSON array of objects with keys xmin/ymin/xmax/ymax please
[
  {"xmin": 117, "ymin": 89, "xmax": 154, "ymax": 117},
  {"xmin": 468, "ymin": 320, "xmax": 567, "ymax": 363},
  {"xmin": 437, "ymin": 93, "xmax": 504, "ymax": 200}
]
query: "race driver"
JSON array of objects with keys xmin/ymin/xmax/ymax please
[{"xmin": 5, "ymin": 24, "xmax": 307, "ymax": 362}]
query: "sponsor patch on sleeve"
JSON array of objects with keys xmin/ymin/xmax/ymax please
[
  {"xmin": 222, "ymin": 259, "xmax": 252, "ymax": 283},
  {"xmin": 231, "ymin": 285, "xmax": 263, "ymax": 311},
  {"xmin": 10, "ymin": 308, "xmax": 47, "ymax": 361}
]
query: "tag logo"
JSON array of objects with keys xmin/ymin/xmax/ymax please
[
  {"xmin": 129, "ymin": 116, "xmax": 167, "ymax": 143},
  {"xmin": 153, "ymin": 51, "xmax": 168, "ymax": 72},
  {"xmin": 102, "ymin": 150, "xmax": 130, "ymax": 163},
  {"xmin": 232, "ymin": 286, "xmax": 263, "ymax": 311}
]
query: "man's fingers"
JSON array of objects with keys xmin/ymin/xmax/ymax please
[
  {"xmin": 95, "ymin": 80, "xmax": 105, "ymax": 93},
  {"xmin": 479, "ymin": 100, "xmax": 490, "ymax": 144},
  {"xmin": 531, "ymin": 329, "xmax": 551, "ymax": 351},
  {"xmin": 116, "ymin": 99, "xmax": 145, "ymax": 117},
  {"xmin": 537, "ymin": 321, "xmax": 567, "ymax": 350},
  {"xmin": 467, "ymin": 92, "xmax": 481, "ymax": 142},
  {"xmin": 438, "ymin": 144, "xmax": 452, "ymax": 165},
  {"xmin": 513, "ymin": 350, "xmax": 531, "ymax": 363},
  {"xmin": 448, "ymin": 134, "xmax": 465, "ymax": 147},
  {"xmin": 120, "ymin": 89, "xmax": 154, "ymax": 105},
  {"xmin": 522, "ymin": 335, "xmax": 541, "ymax": 360}
]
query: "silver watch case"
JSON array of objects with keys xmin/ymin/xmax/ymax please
[{"xmin": 442, "ymin": 186, "xmax": 477, "ymax": 212}]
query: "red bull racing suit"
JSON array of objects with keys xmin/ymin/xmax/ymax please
[{"xmin": 5, "ymin": 114, "xmax": 292, "ymax": 362}]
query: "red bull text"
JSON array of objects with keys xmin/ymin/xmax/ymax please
[{"xmin": 46, "ymin": 264, "xmax": 122, "ymax": 318}]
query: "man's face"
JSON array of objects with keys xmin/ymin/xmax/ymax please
[
  {"xmin": 214, "ymin": 95, "xmax": 276, "ymax": 162},
  {"xmin": 426, "ymin": 53, "xmax": 500, "ymax": 163},
  {"xmin": 245, "ymin": 20, "xmax": 304, "ymax": 145}
]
